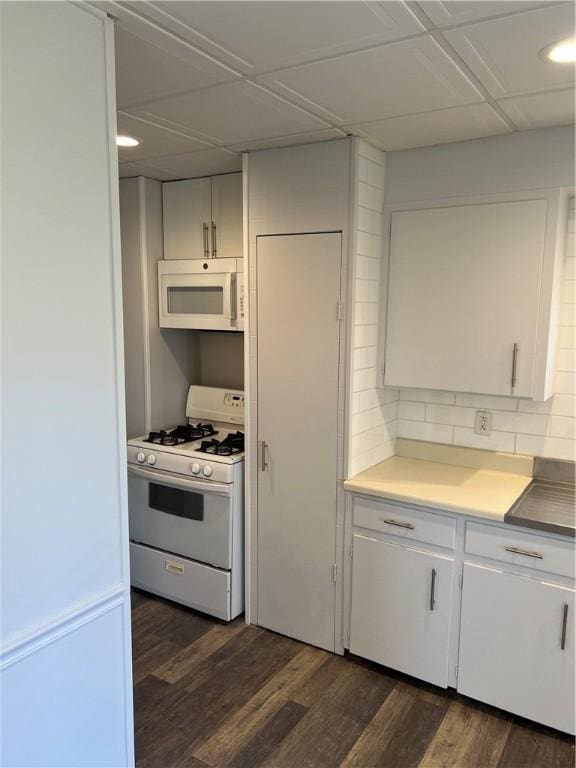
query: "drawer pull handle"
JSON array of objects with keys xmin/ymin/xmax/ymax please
[
  {"xmin": 504, "ymin": 546, "xmax": 543, "ymax": 560},
  {"xmin": 165, "ymin": 560, "xmax": 185, "ymax": 575},
  {"xmin": 382, "ymin": 518, "xmax": 415, "ymax": 530},
  {"xmin": 430, "ymin": 568, "xmax": 437, "ymax": 611},
  {"xmin": 561, "ymin": 603, "xmax": 569, "ymax": 651}
]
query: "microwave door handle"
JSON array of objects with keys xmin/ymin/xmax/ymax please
[
  {"xmin": 128, "ymin": 465, "xmax": 232, "ymax": 497},
  {"xmin": 222, "ymin": 273, "xmax": 235, "ymax": 320}
]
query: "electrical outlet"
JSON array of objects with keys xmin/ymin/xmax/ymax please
[{"xmin": 474, "ymin": 410, "xmax": 492, "ymax": 436}]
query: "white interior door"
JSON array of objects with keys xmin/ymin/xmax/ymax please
[
  {"xmin": 211, "ymin": 173, "xmax": 243, "ymax": 259},
  {"xmin": 458, "ymin": 563, "xmax": 575, "ymax": 734},
  {"xmin": 163, "ymin": 178, "xmax": 212, "ymax": 259},
  {"xmin": 257, "ymin": 232, "xmax": 342, "ymax": 652},
  {"xmin": 385, "ymin": 200, "xmax": 548, "ymax": 397},
  {"xmin": 349, "ymin": 535, "xmax": 454, "ymax": 687}
]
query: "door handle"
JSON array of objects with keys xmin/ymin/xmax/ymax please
[
  {"xmin": 511, "ymin": 342, "xmax": 519, "ymax": 392},
  {"xmin": 504, "ymin": 546, "xmax": 543, "ymax": 560},
  {"xmin": 430, "ymin": 568, "xmax": 437, "ymax": 611},
  {"xmin": 203, "ymin": 222, "xmax": 209, "ymax": 258},
  {"xmin": 259, "ymin": 440, "xmax": 267, "ymax": 471},
  {"xmin": 381, "ymin": 518, "xmax": 415, "ymax": 530},
  {"xmin": 211, "ymin": 221, "xmax": 217, "ymax": 258},
  {"xmin": 561, "ymin": 603, "xmax": 569, "ymax": 650}
]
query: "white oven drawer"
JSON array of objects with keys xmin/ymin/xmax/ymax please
[
  {"xmin": 130, "ymin": 543, "xmax": 231, "ymax": 621},
  {"xmin": 128, "ymin": 467, "xmax": 232, "ymax": 569}
]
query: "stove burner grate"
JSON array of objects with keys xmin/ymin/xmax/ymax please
[
  {"xmin": 199, "ymin": 431, "xmax": 245, "ymax": 456},
  {"xmin": 144, "ymin": 423, "xmax": 217, "ymax": 446}
]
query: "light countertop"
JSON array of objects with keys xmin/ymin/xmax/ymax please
[{"xmin": 344, "ymin": 455, "xmax": 532, "ymax": 521}]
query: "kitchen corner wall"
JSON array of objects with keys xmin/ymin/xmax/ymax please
[
  {"xmin": 396, "ymin": 197, "xmax": 575, "ymax": 461},
  {"xmin": 348, "ymin": 140, "xmax": 398, "ymax": 477}
]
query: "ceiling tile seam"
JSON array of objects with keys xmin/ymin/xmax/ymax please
[
  {"xmin": 496, "ymin": 84, "xmax": 576, "ymax": 104},
  {"xmin": 338, "ymin": 99, "xmax": 494, "ymax": 129},
  {"xmin": 117, "ymin": 110, "xmax": 221, "ymax": 150},
  {"xmin": 408, "ymin": 3, "xmax": 520, "ymax": 132},
  {"xmin": 106, "ymin": 1, "xmax": 245, "ymax": 78},
  {"xmin": 410, "ymin": 0, "xmax": 570, "ymax": 34}
]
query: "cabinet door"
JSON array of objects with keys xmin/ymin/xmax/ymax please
[
  {"xmin": 385, "ymin": 199, "xmax": 548, "ymax": 397},
  {"xmin": 211, "ymin": 173, "xmax": 242, "ymax": 259},
  {"xmin": 162, "ymin": 178, "xmax": 211, "ymax": 259},
  {"xmin": 349, "ymin": 534, "xmax": 455, "ymax": 687},
  {"xmin": 458, "ymin": 563, "xmax": 575, "ymax": 734},
  {"xmin": 257, "ymin": 233, "xmax": 342, "ymax": 652}
]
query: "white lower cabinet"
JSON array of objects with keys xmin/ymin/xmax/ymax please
[
  {"xmin": 458, "ymin": 562, "xmax": 575, "ymax": 734},
  {"xmin": 349, "ymin": 534, "xmax": 455, "ymax": 687}
]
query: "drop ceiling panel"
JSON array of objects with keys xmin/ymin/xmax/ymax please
[
  {"xmin": 346, "ymin": 102, "xmax": 511, "ymax": 150},
  {"xmin": 227, "ymin": 128, "xmax": 347, "ymax": 152},
  {"xmin": 130, "ymin": 81, "xmax": 329, "ymax": 145},
  {"xmin": 128, "ymin": 1, "xmax": 424, "ymax": 74},
  {"xmin": 116, "ymin": 113, "xmax": 213, "ymax": 162},
  {"xmin": 258, "ymin": 36, "xmax": 482, "ymax": 124},
  {"xmin": 416, "ymin": 1, "xmax": 555, "ymax": 28},
  {"xmin": 114, "ymin": 26, "xmax": 238, "ymax": 108},
  {"xmin": 444, "ymin": 4, "xmax": 575, "ymax": 98},
  {"xmin": 118, "ymin": 161, "xmax": 179, "ymax": 181},
  {"xmin": 142, "ymin": 148, "xmax": 242, "ymax": 178},
  {"xmin": 498, "ymin": 88, "xmax": 575, "ymax": 130}
]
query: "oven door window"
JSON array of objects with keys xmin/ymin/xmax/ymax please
[
  {"xmin": 167, "ymin": 285, "xmax": 224, "ymax": 315},
  {"xmin": 149, "ymin": 483, "xmax": 204, "ymax": 521}
]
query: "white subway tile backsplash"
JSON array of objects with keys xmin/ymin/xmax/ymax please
[
  {"xmin": 399, "ymin": 388, "xmax": 456, "ymax": 405},
  {"xmin": 455, "ymin": 393, "xmax": 518, "ymax": 411},
  {"xmin": 550, "ymin": 415, "xmax": 576, "ymax": 439},
  {"xmin": 563, "ymin": 280, "xmax": 576, "ymax": 304},
  {"xmin": 426, "ymin": 404, "xmax": 475, "ymax": 428},
  {"xmin": 359, "ymin": 156, "xmax": 386, "ymax": 189},
  {"xmin": 353, "ymin": 324, "xmax": 378, "ymax": 349},
  {"xmin": 398, "ymin": 401, "xmax": 426, "ymax": 421},
  {"xmin": 354, "ymin": 302, "xmax": 379, "ymax": 325},
  {"xmin": 491, "ymin": 411, "xmax": 549, "ymax": 436},
  {"xmin": 357, "ymin": 181, "xmax": 384, "ymax": 213},
  {"xmin": 398, "ymin": 419, "xmax": 453, "ymax": 444},
  {"xmin": 356, "ymin": 254, "xmax": 381, "ymax": 280},
  {"xmin": 558, "ymin": 326, "xmax": 576, "ymax": 350},
  {"xmin": 357, "ymin": 206, "xmax": 383, "ymax": 236},
  {"xmin": 518, "ymin": 393, "xmax": 575, "ymax": 417},
  {"xmin": 353, "ymin": 346, "xmax": 377, "ymax": 371},
  {"xmin": 453, "ymin": 427, "xmax": 515, "ymax": 453},
  {"xmin": 358, "ymin": 140, "xmax": 386, "ymax": 167},
  {"xmin": 559, "ymin": 303, "xmax": 576, "ymax": 326},
  {"xmin": 352, "ymin": 367, "xmax": 377, "ymax": 393},
  {"xmin": 563, "ymin": 257, "xmax": 575, "ymax": 280},
  {"xmin": 355, "ymin": 278, "xmax": 379, "ymax": 303},
  {"xmin": 556, "ymin": 349, "xmax": 576, "ymax": 372},
  {"xmin": 516, "ymin": 434, "xmax": 576, "ymax": 461}
]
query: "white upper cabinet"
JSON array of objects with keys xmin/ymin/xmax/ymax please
[
  {"xmin": 383, "ymin": 190, "xmax": 569, "ymax": 400},
  {"xmin": 211, "ymin": 173, "xmax": 243, "ymax": 260},
  {"xmin": 163, "ymin": 172, "xmax": 242, "ymax": 260}
]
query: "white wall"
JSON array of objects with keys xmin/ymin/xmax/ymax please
[
  {"xmin": 383, "ymin": 126, "xmax": 575, "ymax": 463},
  {"xmin": 348, "ymin": 141, "xmax": 397, "ymax": 477},
  {"xmin": 1, "ymin": 4, "xmax": 133, "ymax": 765}
]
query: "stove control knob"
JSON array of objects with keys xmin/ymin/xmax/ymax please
[
  {"xmin": 203, "ymin": 465, "xmax": 213, "ymax": 478},
  {"xmin": 190, "ymin": 462, "xmax": 200, "ymax": 475},
  {"xmin": 137, "ymin": 452, "xmax": 146, "ymax": 464},
  {"xmin": 147, "ymin": 454, "xmax": 157, "ymax": 466}
]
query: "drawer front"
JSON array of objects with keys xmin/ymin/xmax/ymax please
[
  {"xmin": 465, "ymin": 522, "xmax": 574, "ymax": 579},
  {"xmin": 353, "ymin": 497, "xmax": 456, "ymax": 550},
  {"xmin": 130, "ymin": 542, "xmax": 231, "ymax": 620}
]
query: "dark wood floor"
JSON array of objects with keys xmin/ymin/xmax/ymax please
[{"xmin": 132, "ymin": 590, "xmax": 574, "ymax": 768}]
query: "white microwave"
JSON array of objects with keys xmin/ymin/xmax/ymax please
[{"xmin": 158, "ymin": 258, "xmax": 244, "ymax": 331}]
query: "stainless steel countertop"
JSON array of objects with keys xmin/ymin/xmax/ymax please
[{"xmin": 504, "ymin": 459, "xmax": 575, "ymax": 538}]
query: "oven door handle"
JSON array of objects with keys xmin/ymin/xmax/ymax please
[{"xmin": 128, "ymin": 465, "xmax": 232, "ymax": 497}]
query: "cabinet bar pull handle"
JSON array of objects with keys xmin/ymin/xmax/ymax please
[
  {"xmin": 381, "ymin": 518, "xmax": 415, "ymax": 530},
  {"xmin": 511, "ymin": 342, "xmax": 519, "ymax": 392},
  {"xmin": 504, "ymin": 546, "xmax": 543, "ymax": 559},
  {"xmin": 203, "ymin": 222, "xmax": 209, "ymax": 258},
  {"xmin": 430, "ymin": 569, "xmax": 437, "ymax": 611},
  {"xmin": 211, "ymin": 221, "xmax": 217, "ymax": 257},
  {"xmin": 259, "ymin": 440, "xmax": 267, "ymax": 472},
  {"xmin": 561, "ymin": 603, "xmax": 569, "ymax": 650}
]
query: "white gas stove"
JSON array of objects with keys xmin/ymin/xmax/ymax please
[{"xmin": 127, "ymin": 385, "xmax": 245, "ymax": 621}]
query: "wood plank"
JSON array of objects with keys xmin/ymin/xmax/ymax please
[
  {"xmin": 132, "ymin": 638, "xmax": 182, "ymax": 685},
  {"xmin": 497, "ymin": 718, "xmax": 575, "ymax": 768},
  {"xmin": 154, "ymin": 620, "xmax": 246, "ymax": 684},
  {"xmin": 418, "ymin": 699, "xmax": 512, "ymax": 768},
  {"xmin": 226, "ymin": 701, "xmax": 307, "ymax": 768},
  {"xmin": 376, "ymin": 695, "xmax": 449, "ymax": 768},
  {"xmin": 195, "ymin": 644, "xmax": 327, "ymax": 767},
  {"xmin": 259, "ymin": 657, "xmax": 394, "ymax": 768}
]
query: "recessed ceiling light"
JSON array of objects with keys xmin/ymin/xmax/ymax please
[
  {"xmin": 116, "ymin": 135, "xmax": 140, "ymax": 147},
  {"xmin": 540, "ymin": 38, "xmax": 576, "ymax": 63}
]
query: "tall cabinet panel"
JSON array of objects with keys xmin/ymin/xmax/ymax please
[
  {"xmin": 211, "ymin": 173, "xmax": 243, "ymax": 259},
  {"xmin": 257, "ymin": 233, "xmax": 343, "ymax": 652}
]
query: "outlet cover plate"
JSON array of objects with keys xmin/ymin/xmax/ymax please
[{"xmin": 474, "ymin": 410, "xmax": 492, "ymax": 436}]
